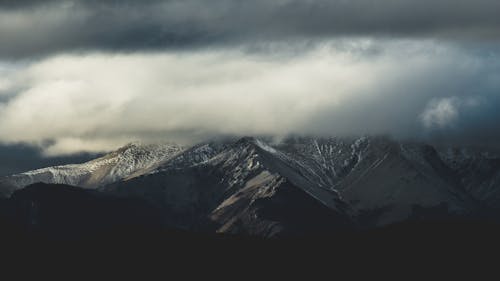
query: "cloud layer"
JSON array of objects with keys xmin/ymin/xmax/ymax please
[
  {"xmin": 0, "ymin": 0, "xmax": 500, "ymax": 58},
  {"xmin": 0, "ymin": 39, "xmax": 499, "ymax": 154},
  {"xmin": 0, "ymin": 1, "xmax": 499, "ymax": 156}
]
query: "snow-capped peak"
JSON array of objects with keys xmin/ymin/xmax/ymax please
[{"xmin": 1, "ymin": 142, "xmax": 184, "ymax": 195}]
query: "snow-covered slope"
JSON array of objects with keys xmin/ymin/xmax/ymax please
[{"xmin": 0, "ymin": 143, "xmax": 183, "ymax": 196}]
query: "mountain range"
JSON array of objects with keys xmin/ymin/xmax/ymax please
[{"xmin": 1, "ymin": 136, "xmax": 500, "ymax": 237}]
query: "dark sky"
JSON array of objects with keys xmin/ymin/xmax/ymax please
[
  {"xmin": 0, "ymin": 0, "xmax": 499, "ymax": 171},
  {"xmin": 0, "ymin": 143, "xmax": 99, "ymax": 176}
]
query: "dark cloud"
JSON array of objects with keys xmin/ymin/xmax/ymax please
[{"xmin": 0, "ymin": 0, "xmax": 500, "ymax": 58}]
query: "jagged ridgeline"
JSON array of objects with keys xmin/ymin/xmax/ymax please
[{"xmin": 1, "ymin": 136, "xmax": 499, "ymax": 237}]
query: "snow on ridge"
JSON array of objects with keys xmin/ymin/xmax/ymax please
[
  {"xmin": 254, "ymin": 139, "xmax": 278, "ymax": 154},
  {"xmin": 5, "ymin": 142, "xmax": 184, "ymax": 191},
  {"xmin": 5, "ymin": 135, "xmax": 499, "ymax": 202}
]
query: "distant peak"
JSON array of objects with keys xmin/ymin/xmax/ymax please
[
  {"xmin": 115, "ymin": 141, "xmax": 182, "ymax": 153},
  {"xmin": 115, "ymin": 142, "xmax": 142, "ymax": 153},
  {"xmin": 236, "ymin": 136, "xmax": 258, "ymax": 144}
]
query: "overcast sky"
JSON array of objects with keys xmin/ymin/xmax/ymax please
[{"xmin": 0, "ymin": 0, "xmax": 499, "ymax": 173}]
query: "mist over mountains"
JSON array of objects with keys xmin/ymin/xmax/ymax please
[{"xmin": 1, "ymin": 41, "xmax": 500, "ymax": 156}]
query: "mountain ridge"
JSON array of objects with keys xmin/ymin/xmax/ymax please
[{"xmin": 1, "ymin": 136, "xmax": 500, "ymax": 237}]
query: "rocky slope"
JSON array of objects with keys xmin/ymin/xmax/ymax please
[{"xmin": 0, "ymin": 143, "xmax": 183, "ymax": 197}]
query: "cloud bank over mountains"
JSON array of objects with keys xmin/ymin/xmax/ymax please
[
  {"xmin": 0, "ymin": 0, "xmax": 499, "ymax": 155},
  {"xmin": 0, "ymin": 40, "xmax": 499, "ymax": 154}
]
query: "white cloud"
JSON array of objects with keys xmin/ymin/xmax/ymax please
[
  {"xmin": 41, "ymin": 137, "xmax": 132, "ymax": 157},
  {"xmin": 0, "ymin": 39, "xmax": 498, "ymax": 154},
  {"xmin": 420, "ymin": 97, "xmax": 460, "ymax": 128}
]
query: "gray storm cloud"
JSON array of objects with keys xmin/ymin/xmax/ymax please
[
  {"xmin": 0, "ymin": 40, "xmax": 499, "ymax": 154},
  {"xmin": 0, "ymin": 0, "xmax": 500, "ymax": 58}
]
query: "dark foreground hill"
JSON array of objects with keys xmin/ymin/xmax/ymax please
[{"xmin": 1, "ymin": 183, "xmax": 500, "ymax": 265}]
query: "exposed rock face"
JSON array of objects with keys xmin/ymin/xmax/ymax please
[{"xmin": 2, "ymin": 136, "xmax": 500, "ymax": 237}]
